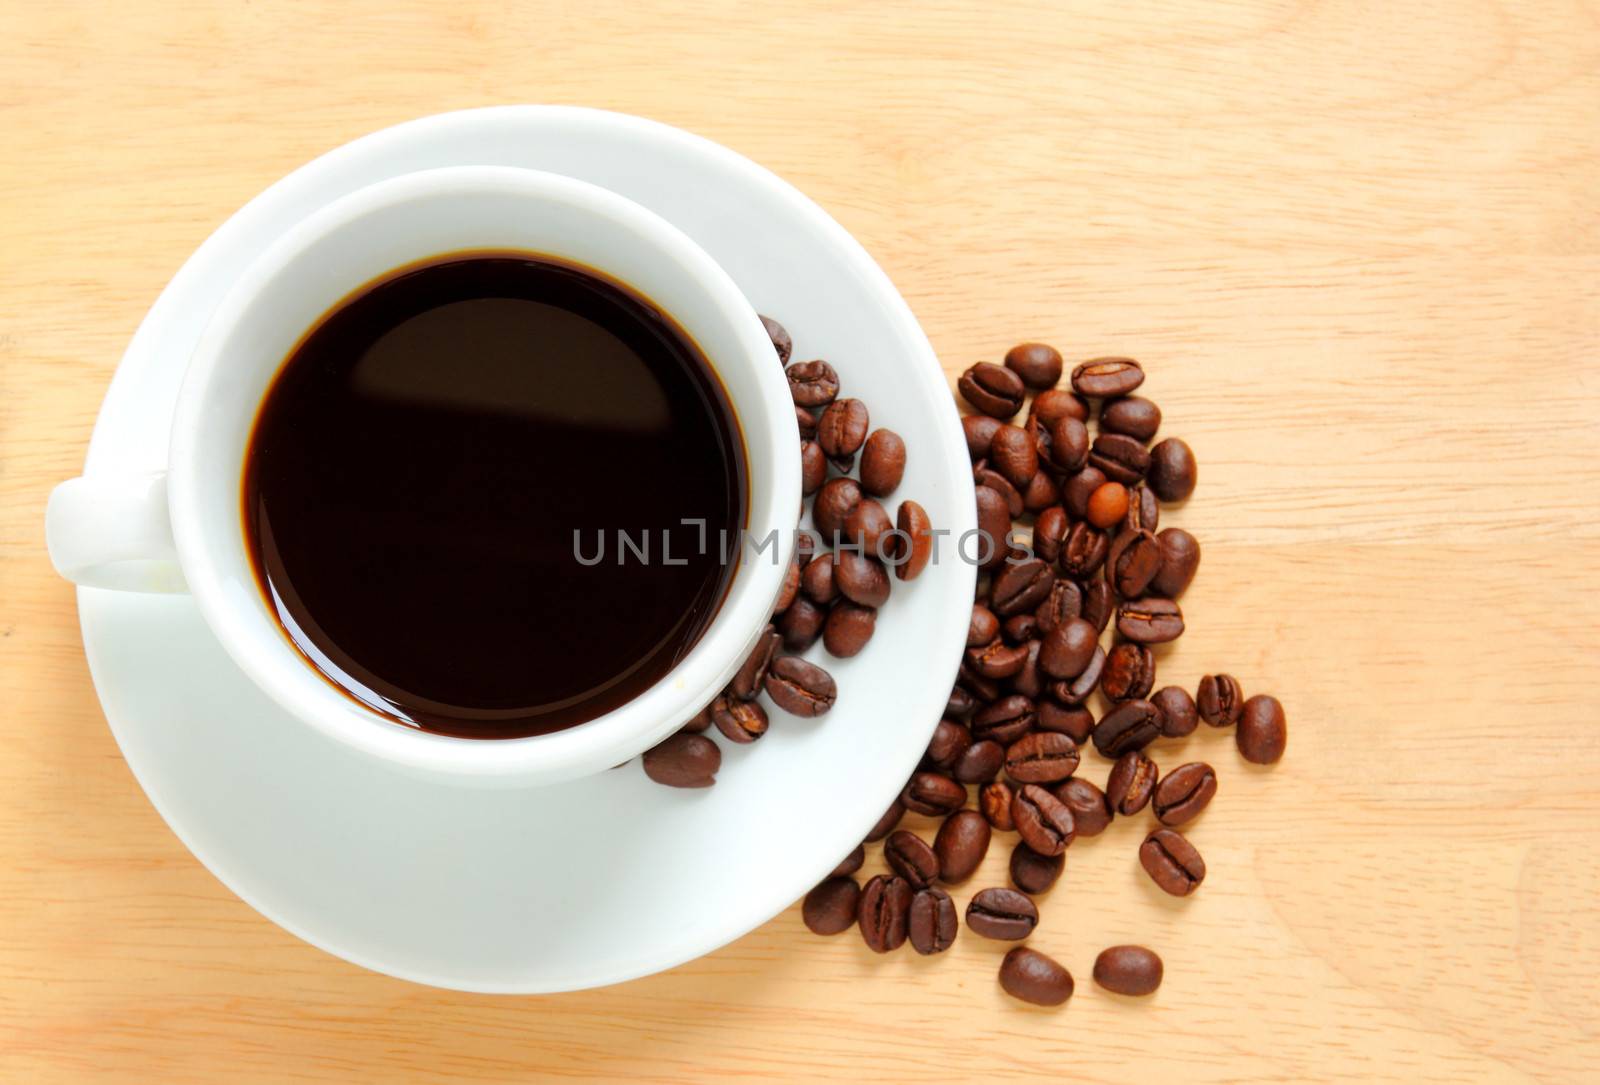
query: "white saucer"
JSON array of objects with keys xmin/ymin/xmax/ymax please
[{"xmin": 77, "ymin": 107, "xmax": 977, "ymax": 992}]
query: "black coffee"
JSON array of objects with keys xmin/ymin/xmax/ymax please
[{"xmin": 244, "ymin": 253, "xmax": 745, "ymax": 739}]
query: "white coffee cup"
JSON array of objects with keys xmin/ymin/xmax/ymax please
[{"xmin": 46, "ymin": 166, "xmax": 799, "ymax": 785}]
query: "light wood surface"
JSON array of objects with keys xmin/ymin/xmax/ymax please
[{"xmin": 3, "ymin": 2, "xmax": 1598, "ymax": 1081}]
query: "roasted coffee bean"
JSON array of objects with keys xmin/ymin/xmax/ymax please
[
  {"xmin": 764, "ymin": 656, "xmax": 837, "ymax": 717},
  {"xmin": 962, "ymin": 413, "xmax": 1003, "ymax": 461},
  {"xmin": 968, "ymin": 604, "xmax": 1000, "ymax": 647},
  {"xmin": 946, "ymin": 685, "xmax": 977, "ymax": 720},
  {"xmin": 1058, "ymin": 522, "xmax": 1109, "ymax": 579},
  {"xmin": 813, "ymin": 477, "xmax": 862, "ymax": 539},
  {"xmin": 992, "ymin": 558, "xmax": 1056, "ymax": 617},
  {"xmin": 1090, "ymin": 432, "xmax": 1151, "ymax": 485},
  {"xmin": 713, "ymin": 696, "xmax": 768, "ymax": 744},
  {"xmin": 1106, "ymin": 751, "xmax": 1158, "ymax": 815},
  {"xmin": 844, "ymin": 499, "xmax": 894, "ymax": 558},
  {"xmin": 891, "ymin": 500, "xmax": 933, "ymax": 581},
  {"xmin": 966, "ymin": 887, "xmax": 1038, "ymax": 940},
  {"xmin": 795, "ymin": 404, "xmax": 818, "ymax": 439},
  {"xmin": 1152, "ymin": 685, "xmax": 1199, "ymax": 738},
  {"xmin": 974, "ymin": 485, "xmax": 1014, "ymax": 571},
  {"xmin": 1010, "ymin": 842, "xmax": 1065, "ymax": 894},
  {"xmin": 980, "ymin": 781, "xmax": 1017, "ymax": 831},
  {"xmin": 1025, "ymin": 412, "xmax": 1053, "ymax": 460},
  {"xmin": 934, "ymin": 809, "xmax": 991, "ymax": 883},
  {"xmin": 1038, "ymin": 701, "xmax": 1094, "ymax": 743},
  {"xmin": 817, "ymin": 398, "xmax": 869, "ymax": 465},
  {"xmin": 1082, "ymin": 579, "xmax": 1115, "ymax": 633},
  {"xmin": 1071, "ymin": 356, "xmax": 1144, "ymax": 398},
  {"xmin": 823, "ymin": 600, "xmax": 876, "ymax": 657},
  {"xmin": 971, "ymin": 695, "xmax": 1038, "ymax": 745},
  {"xmin": 777, "ymin": 595, "xmax": 825, "ymax": 651},
  {"xmin": 958, "ymin": 362, "xmax": 1026, "ymax": 418},
  {"xmin": 954, "ymin": 739, "xmax": 1005, "ymax": 784},
  {"xmin": 1093, "ymin": 945, "xmax": 1163, "ymax": 996},
  {"xmin": 1029, "ymin": 387, "xmax": 1089, "ymax": 426},
  {"xmin": 1148, "ymin": 437, "xmax": 1197, "ymax": 501},
  {"xmin": 973, "ymin": 465, "xmax": 1025, "ymax": 518},
  {"xmin": 1237, "ymin": 694, "xmax": 1288, "ymax": 764},
  {"xmin": 775, "ymin": 557, "xmax": 801, "ymax": 615},
  {"xmin": 1000, "ymin": 946, "xmax": 1074, "ymax": 1006},
  {"xmin": 833, "ymin": 550, "xmax": 890, "ymax": 608},
  {"xmin": 885, "ymin": 830, "xmax": 941, "ymax": 889},
  {"xmin": 1154, "ymin": 762, "xmax": 1217, "ymax": 825},
  {"xmin": 679, "ymin": 702, "xmax": 714, "ymax": 734},
  {"xmin": 1125, "ymin": 483, "xmax": 1159, "ymax": 534},
  {"xmin": 1107, "ymin": 528, "xmax": 1164, "ymax": 599},
  {"xmin": 858, "ymin": 874, "xmax": 912, "ymax": 952},
  {"xmin": 803, "ymin": 876, "xmax": 860, "ymax": 935},
  {"xmin": 1093, "ymin": 698, "xmax": 1162, "ymax": 757},
  {"xmin": 786, "ymin": 359, "xmax": 840, "ymax": 407},
  {"xmin": 1039, "ymin": 618, "xmax": 1098, "ymax": 679},
  {"xmin": 1046, "ymin": 416, "xmax": 1090, "ymax": 473},
  {"xmin": 1054, "ymin": 777, "xmax": 1112, "ymax": 836},
  {"xmin": 1004, "ymin": 342, "xmax": 1063, "ymax": 389},
  {"xmin": 1023, "ymin": 512, "xmax": 1062, "ymax": 571},
  {"xmin": 1011, "ymin": 783, "xmax": 1076, "ymax": 856},
  {"xmin": 1002, "ymin": 613, "xmax": 1039, "ymax": 646},
  {"xmin": 859, "ymin": 429, "xmax": 906, "ymax": 496},
  {"xmin": 1117, "ymin": 596, "xmax": 1184, "ymax": 643},
  {"xmin": 1101, "ymin": 641, "xmax": 1156, "ymax": 702},
  {"xmin": 800, "ymin": 439, "xmax": 827, "ymax": 494},
  {"xmin": 1140, "ymin": 829, "xmax": 1205, "ymax": 896},
  {"xmin": 1033, "ymin": 577, "xmax": 1082, "ymax": 635},
  {"xmin": 1022, "ymin": 470, "xmax": 1059, "ymax": 514},
  {"xmin": 908, "ymin": 886, "xmax": 959, "ymax": 955},
  {"xmin": 730, "ymin": 626, "xmax": 782, "ymax": 700},
  {"xmin": 1062, "ymin": 465, "xmax": 1107, "ymax": 520},
  {"xmin": 795, "ymin": 530, "xmax": 818, "ymax": 567},
  {"xmin": 1009, "ymin": 640, "xmax": 1044, "ymax": 699},
  {"xmin": 1049, "ymin": 646, "xmax": 1104, "ymax": 706},
  {"xmin": 759, "ymin": 314, "xmax": 792, "ymax": 365},
  {"xmin": 967, "ymin": 639, "xmax": 1030, "ymax": 680},
  {"xmin": 642, "ymin": 733, "xmax": 721, "ymax": 788},
  {"xmin": 1197, "ymin": 673, "xmax": 1244, "ymax": 727},
  {"xmin": 926, "ymin": 719, "xmax": 973, "ymax": 769},
  {"xmin": 958, "ymin": 661, "xmax": 1002, "ymax": 703},
  {"xmin": 803, "ymin": 553, "xmax": 838, "ymax": 605},
  {"xmin": 1004, "ymin": 732, "xmax": 1081, "ymax": 784},
  {"xmin": 1100, "ymin": 396, "xmax": 1161, "ymax": 441},
  {"xmin": 1086, "ymin": 481, "xmax": 1128, "ymax": 529},
  {"xmin": 1151, "ymin": 527, "xmax": 1200, "ymax": 599},
  {"xmin": 864, "ymin": 799, "xmax": 905, "ymax": 843},
  {"xmin": 990, "ymin": 424, "xmax": 1039, "ymax": 489},
  {"xmin": 830, "ymin": 844, "xmax": 866, "ymax": 878},
  {"xmin": 902, "ymin": 772, "xmax": 968, "ymax": 816}
]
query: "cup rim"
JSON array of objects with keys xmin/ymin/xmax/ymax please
[{"xmin": 167, "ymin": 165, "xmax": 798, "ymax": 782}]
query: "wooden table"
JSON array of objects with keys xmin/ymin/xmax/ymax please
[{"xmin": 3, "ymin": 2, "xmax": 1597, "ymax": 1081}]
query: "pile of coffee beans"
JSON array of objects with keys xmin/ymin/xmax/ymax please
[
  {"xmin": 800, "ymin": 343, "xmax": 1287, "ymax": 1008},
  {"xmin": 639, "ymin": 315, "xmax": 935, "ymax": 790}
]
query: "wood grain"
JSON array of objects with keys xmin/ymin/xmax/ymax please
[{"xmin": 3, "ymin": 1, "xmax": 1598, "ymax": 1081}]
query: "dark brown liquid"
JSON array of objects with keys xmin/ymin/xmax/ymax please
[{"xmin": 244, "ymin": 254, "xmax": 745, "ymax": 738}]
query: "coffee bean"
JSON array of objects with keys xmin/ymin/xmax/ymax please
[
  {"xmin": 946, "ymin": 685, "xmax": 976, "ymax": 720},
  {"xmin": 971, "ymin": 695, "xmax": 1037, "ymax": 745},
  {"xmin": 1154, "ymin": 762, "xmax": 1217, "ymax": 825},
  {"xmin": 679, "ymin": 702, "xmax": 714, "ymax": 734},
  {"xmin": 989, "ymin": 424, "xmax": 1039, "ymax": 489},
  {"xmin": 1004, "ymin": 732, "xmax": 1082, "ymax": 784},
  {"xmin": 777, "ymin": 595, "xmax": 825, "ymax": 651},
  {"xmin": 974, "ymin": 485, "xmax": 1013, "ymax": 571},
  {"xmin": 954, "ymin": 739, "xmax": 1005, "ymax": 784},
  {"xmin": 859, "ymin": 429, "xmax": 906, "ymax": 496},
  {"xmin": 642, "ymin": 733, "xmax": 721, "ymax": 788},
  {"xmin": 973, "ymin": 465, "xmax": 1025, "ymax": 518},
  {"xmin": 1196, "ymin": 673, "xmax": 1244, "ymax": 727},
  {"xmin": 817, "ymin": 398, "xmax": 869, "ymax": 465},
  {"xmin": 1093, "ymin": 698, "xmax": 1161, "ymax": 757},
  {"xmin": 1007, "ymin": 640, "xmax": 1044, "ymax": 699},
  {"xmin": 908, "ymin": 886, "xmax": 959, "ymax": 955},
  {"xmin": 713, "ymin": 695, "xmax": 768, "ymax": 743},
  {"xmin": 1046, "ymin": 416, "xmax": 1090, "ymax": 473},
  {"xmin": 1101, "ymin": 641, "xmax": 1156, "ymax": 702},
  {"xmin": 1004, "ymin": 342, "xmax": 1063, "ymax": 389},
  {"xmin": 1152, "ymin": 685, "xmax": 1199, "ymax": 738},
  {"xmin": 1237, "ymin": 694, "xmax": 1287, "ymax": 764},
  {"xmin": 1099, "ymin": 396, "xmax": 1161, "ymax": 441},
  {"xmin": 968, "ymin": 604, "xmax": 1000, "ymax": 647},
  {"xmin": 1148, "ymin": 437, "xmax": 1197, "ymax": 501},
  {"xmin": 1090, "ymin": 432, "xmax": 1151, "ymax": 485},
  {"xmin": 1048, "ymin": 646, "xmax": 1104, "ymax": 706},
  {"xmin": 786, "ymin": 359, "xmax": 840, "ymax": 407},
  {"xmin": 992, "ymin": 558, "xmax": 1056, "ymax": 616},
  {"xmin": 885, "ymin": 830, "xmax": 941, "ymax": 889},
  {"xmin": 958, "ymin": 661, "xmax": 1002, "ymax": 703},
  {"xmin": 1086, "ymin": 482, "xmax": 1128, "ymax": 529},
  {"xmin": 1062, "ymin": 465, "xmax": 1107, "ymax": 519},
  {"xmin": 902, "ymin": 771, "xmax": 967, "ymax": 816},
  {"xmin": 1070, "ymin": 356, "xmax": 1144, "ymax": 398},
  {"xmin": 800, "ymin": 439, "xmax": 826, "ymax": 494},
  {"xmin": 1039, "ymin": 617, "xmax": 1098, "ymax": 679},
  {"xmin": 1151, "ymin": 527, "xmax": 1201, "ymax": 598},
  {"xmin": 1037, "ymin": 701, "xmax": 1094, "ymax": 743},
  {"xmin": 1022, "ymin": 470, "xmax": 1059, "ymax": 513},
  {"xmin": 795, "ymin": 404, "xmax": 818, "ymax": 439},
  {"xmin": 1093, "ymin": 945, "xmax": 1163, "ymax": 996},
  {"xmin": 1009, "ymin": 842, "xmax": 1065, "ymax": 894},
  {"xmin": 803, "ymin": 553, "xmax": 838, "ymax": 605},
  {"xmin": 858, "ymin": 874, "xmax": 912, "ymax": 952},
  {"xmin": 1029, "ymin": 388, "xmax": 1089, "ymax": 426},
  {"xmin": 1106, "ymin": 528, "xmax": 1164, "ymax": 599},
  {"xmin": 966, "ymin": 887, "xmax": 1039, "ymax": 940},
  {"xmin": 1033, "ymin": 577, "xmax": 1082, "ymax": 635},
  {"xmin": 795, "ymin": 530, "xmax": 818, "ymax": 567},
  {"xmin": 1117, "ymin": 596, "xmax": 1184, "ymax": 643},
  {"xmin": 813, "ymin": 477, "xmax": 862, "ymax": 539},
  {"xmin": 958, "ymin": 362, "xmax": 1026, "ymax": 418},
  {"xmin": 926, "ymin": 718, "xmax": 973, "ymax": 768},
  {"xmin": 1054, "ymin": 776, "xmax": 1113, "ymax": 837},
  {"xmin": 730, "ymin": 626, "xmax": 782, "ymax": 700},
  {"xmin": 1124, "ymin": 483, "xmax": 1159, "ymax": 534},
  {"xmin": 1058, "ymin": 522, "xmax": 1109, "ymax": 579},
  {"xmin": 891, "ymin": 500, "xmax": 933, "ymax": 581},
  {"xmin": 758, "ymin": 314, "xmax": 792, "ymax": 365},
  {"xmin": 803, "ymin": 876, "xmax": 860, "ymax": 935},
  {"xmin": 864, "ymin": 799, "xmax": 905, "ymax": 843},
  {"xmin": 1031, "ymin": 506, "xmax": 1068, "ymax": 565},
  {"xmin": 999, "ymin": 946, "xmax": 1074, "ymax": 1006},
  {"xmin": 764, "ymin": 656, "xmax": 837, "ymax": 717},
  {"xmin": 775, "ymin": 557, "xmax": 801, "ymax": 615},
  {"xmin": 833, "ymin": 550, "xmax": 890, "ymax": 608},
  {"xmin": 844, "ymin": 499, "xmax": 894, "ymax": 558},
  {"xmin": 966, "ymin": 639, "xmax": 1029, "ymax": 680},
  {"xmin": 823, "ymin": 600, "xmax": 876, "ymax": 657},
  {"xmin": 1002, "ymin": 613, "xmax": 1038, "ymax": 646},
  {"xmin": 1011, "ymin": 783, "xmax": 1076, "ymax": 856},
  {"xmin": 830, "ymin": 844, "xmax": 866, "ymax": 878},
  {"xmin": 934, "ymin": 809, "xmax": 992, "ymax": 883},
  {"xmin": 1140, "ymin": 829, "xmax": 1205, "ymax": 896},
  {"xmin": 1106, "ymin": 751, "xmax": 1158, "ymax": 815},
  {"xmin": 1082, "ymin": 580, "xmax": 1115, "ymax": 633},
  {"xmin": 962, "ymin": 413, "xmax": 1003, "ymax": 461}
]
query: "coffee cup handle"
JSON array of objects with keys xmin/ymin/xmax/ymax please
[{"xmin": 46, "ymin": 473, "xmax": 187, "ymax": 593}]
